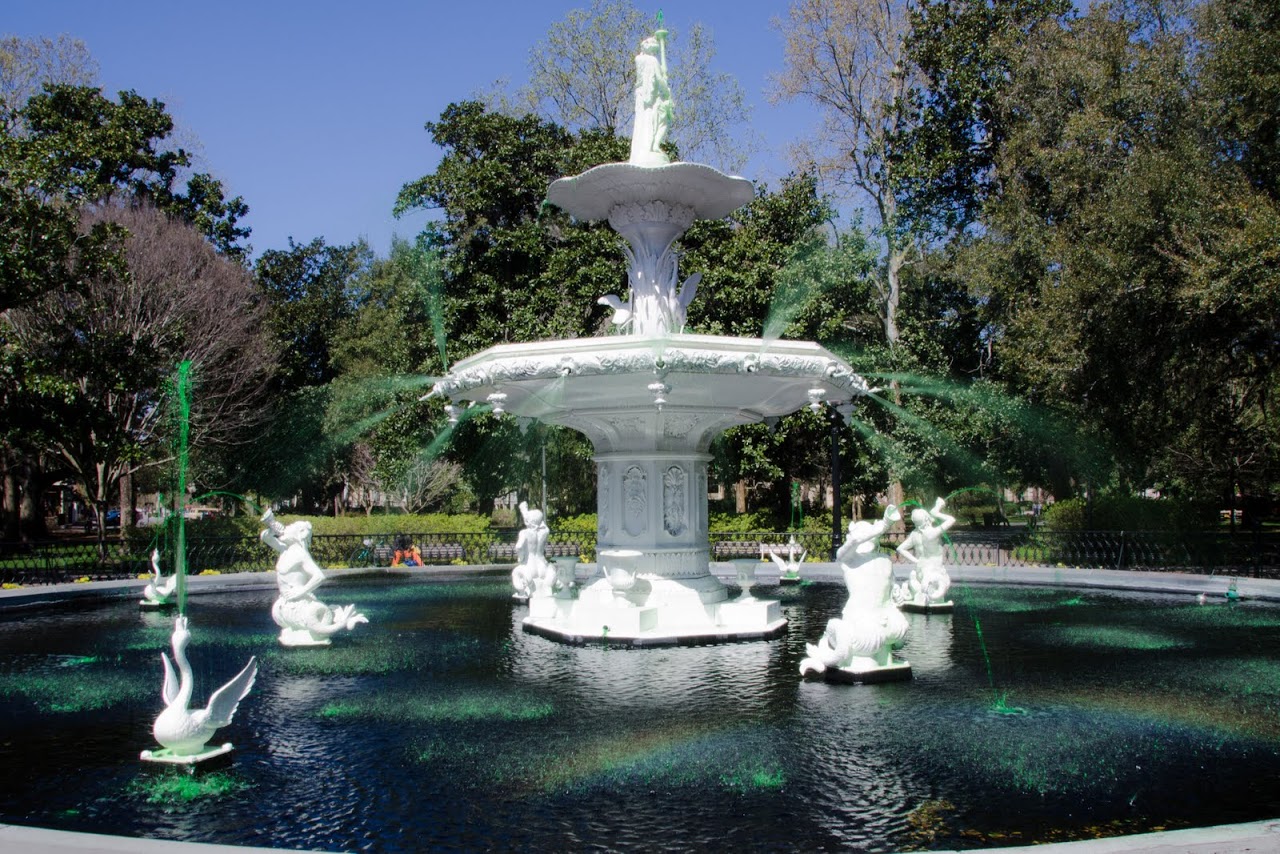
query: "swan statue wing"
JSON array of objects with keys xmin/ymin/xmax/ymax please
[
  {"xmin": 204, "ymin": 656, "xmax": 258, "ymax": 728},
  {"xmin": 160, "ymin": 651, "xmax": 180, "ymax": 707},
  {"xmin": 676, "ymin": 272, "xmax": 701, "ymax": 311}
]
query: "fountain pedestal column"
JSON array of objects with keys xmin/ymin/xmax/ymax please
[{"xmin": 524, "ymin": 416, "xmax": 784, "ymax": 644}]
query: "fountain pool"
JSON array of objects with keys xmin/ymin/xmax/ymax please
[{"xmin": 3, "ymin": 574, "xmax": 1280, "ymax": 851}]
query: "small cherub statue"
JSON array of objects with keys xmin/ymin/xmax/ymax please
[{"xmin": 511, "ymin": 501, "xmax": 554, "ymax": 599}]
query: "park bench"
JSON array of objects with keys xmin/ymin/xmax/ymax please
[
  {"xmin": 712, "ymin": 540, "xmax": 764, "ymax": 560},
  {"xmin": 416, "ymin": 543, "xmax": 466, "ymax": 564},
  {"xmin": 486, "ymin": 542, "xmax": 580, "ymax": 562}
]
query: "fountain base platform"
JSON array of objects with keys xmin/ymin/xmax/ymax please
[
  {"xmin": 810, "ymin": 660, "xmax": 913, "ymax": 684},
  {"xmin": 138, "ymin": 600, "xmax": 175, "ymax": 611},
  {"xmin": 523, "ymin": 616, "xmax": 788, "ymax": 647},
  {"xmin": 521, "ymin": 575, "xmax": 787, "ymax": 646},
  {"xmin": 900, "ymin": 600, "xmax": 954, "ymax": 614},
  {"xmin": 278, "ymin": 629, "xmax": 333, "ymax": 647},
  {"xmin": 140, "ymin": 743, "xmax": 234, "ymax": 767}
]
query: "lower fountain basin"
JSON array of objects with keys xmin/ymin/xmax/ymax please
[{"xmin": 2, "ymin": 575, "xmax": 1280, "ymax": 851}]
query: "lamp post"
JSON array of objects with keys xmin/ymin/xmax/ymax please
[
  {"xmin": 828, "ymin": 403, "xmax": 855, "ymax": 560},
  {"xmin": 829, "ymin": 405, "xmax": 842, "ymax": 560}
]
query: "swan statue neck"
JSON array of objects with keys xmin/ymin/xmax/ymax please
[{"xmin": 169, "ymin": 622, "xmax": 194, "ymax": 708}]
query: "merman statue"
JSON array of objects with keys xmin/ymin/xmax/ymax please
[
  {"xmin": 800, "ymin": 504, "xmax": 911, "ymax": 681},
  {"xmin": 893, "ymin": 497, "xmax": 956, "ymax": 612},
  {"xmin": 261, "ymin": 509, "xmax": 367, "ymax": 646}
]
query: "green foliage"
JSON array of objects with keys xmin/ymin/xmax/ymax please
[
  {"xmin": 1040, "ymin": 495, "xmax": 1216, "ymax": 531},
  {"xmin": 898, "ymin": 0, "xmax": 1074, "ymax": 231},
  {"xmin": 395, "ymin": 101, "xmax": 626, "ymax": 366},
  {"xmin": 708, "ymin": 511, "xmax": 779, "ymax": 533},
  {"xmin": 550, "ymin": 512, "xmax": 597, "ymax": 532},
  {"xmin": 2, "ymin": 82, "xmax": 248, "ymax": 313},
  {"xmin": 13, "ymin": 83, "xmax": 249, "ymax": 256},
  {"xmin": 264, "ymin": 513, "xmax": 492, "ymax": 537},
  {"xmin": 1196, "ymin": 0, "xmax": 1280, "ymax": 201},
  {"xmin": 230, "ymin": 385, "xmax": 343, "ymax": 513},
  {"xmin": 897, "ymin": 0, "xmax": 1279, "ymax": 505},
  {"xmin": 255, "ymin": 237, "xmax": 374, "ymax": 391},
  {"xmin": 683, "ymin": 175, "xmax": 845, "ymax": 338}
]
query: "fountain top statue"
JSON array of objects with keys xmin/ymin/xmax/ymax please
[{"xmin": 629, "ymin": 25, "xmax": 671, "ymax": 167}]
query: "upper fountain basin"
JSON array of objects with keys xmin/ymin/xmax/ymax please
[
  {"xmin": 547, "ymin": 161, "xmax": 754, "ymax": 223},
  {"xmin": 432, "ymin": 334, "xmax": 868, "ymax": 450}
]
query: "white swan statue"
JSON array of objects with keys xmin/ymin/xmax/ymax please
[
  {"xmin": 597, "ymin": 294, "xmax": 634, "ymax": 330},
  {"xmin": 140, "ymin": 548, "xmax": 178, "ymax": 608},
  {"xmin": 141, "ymin": 615, "xmax": 257, "ymax": 762},
  {"xmin": 769, "ymin": 536, "xmax": 806, "ymax": 583}
]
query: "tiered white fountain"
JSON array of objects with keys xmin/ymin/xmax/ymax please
[{"xmin": 429, "ymin": 23, "xmax": 871, "ymax": 645}]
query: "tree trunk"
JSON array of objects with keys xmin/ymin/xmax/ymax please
[
  {"xmin": 882, "ymin": 234, "xmax": 909, "ymax": 516},
  {"xmin": 734, "ymin": 480, "xmax": 748, "ymax": 514},
  {"xmin": 18, "ymin": 458, "xmax": 48, "ymax": 540},
  {"xmin": 119, "ymin": 470, "xmax": 136, "ymax": 533},
  {"xmin": 1, "ymin": 452, "xmax": 18, "ymax": 543}
]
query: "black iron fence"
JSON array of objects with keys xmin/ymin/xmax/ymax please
[{"xmin": 0, "ymin": 528, "xmax": 1275, "ymax": 586}]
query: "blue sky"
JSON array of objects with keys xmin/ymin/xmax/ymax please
[{"xmin": 8, "ymin": 1, "xmax": 819, "ymax": 260}]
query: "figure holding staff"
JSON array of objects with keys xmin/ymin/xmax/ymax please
[{"xmin": 629, "ymin": 16, "xmax": 672, "ymax": 167}]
